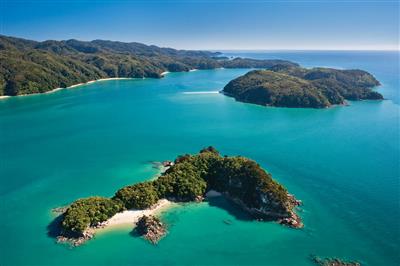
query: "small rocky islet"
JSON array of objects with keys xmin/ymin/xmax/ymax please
[
  {"xmin": 53, "ymin": 146, "xmax": 303, "ymax": 246},
  {"xmin": 222, "ymin": 65, "xmax": 382, "ymax": 108},
  {"xmin": 311, "ymin": 256, "xmax": 361, "ymax": 266},
  {"xmin": 135, "ymin": 215, "xmax": 167, "ymax": 244}
]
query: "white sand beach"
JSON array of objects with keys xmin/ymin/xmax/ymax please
[
  {"xmin": 0, "ymin": 77, "xmax": 134, "ymax": 100},
  {"xmin": 67, "ymin": 77, "xmax": 133, "ymax": 89},
  {"xmin": 97, "ymin": 199, "xmax": 174, "ymax": 230},
  {"xmin": 161, "ymin": 71, "xmax": 170, "ymax": 76},
  {"xmin": 44, "ymin": 87, "xmax": 63, "ymax": 94}
]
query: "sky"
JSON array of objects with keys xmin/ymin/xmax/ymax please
[{"xmin": 0, "ymin": 0, "xmax": 399, "ymax": 50}]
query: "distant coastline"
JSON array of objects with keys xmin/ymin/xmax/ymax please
[
  {"xmin": 0, "ymin": 77, "xmax": 135, "ymax": 100},
  {"xmin": 0, "ymin": 71, "xmax": 174, "ymax": 100},
  {"xmin": 0, "ymin": 35, "xmax": 299, "ymax": 98}
]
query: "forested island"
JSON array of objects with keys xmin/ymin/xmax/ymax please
[
  {"xmin": 0, "ymin": 35, "xmax": 297, "ymax": 96},
  {"xmin": 222, "ymin": 66, "xmax": 382, "ymax": 108},
  {"xmin": 56, "ymin": 147, "xmax": 302, "ymax": 245}
]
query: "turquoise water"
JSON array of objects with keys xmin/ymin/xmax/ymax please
[{"xmin": 0, "ymin": 51, "xmax": 399, "ymax": 265}]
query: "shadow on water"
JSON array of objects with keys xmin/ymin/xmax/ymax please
[
  {"xmin": 47, "ymin": 215, "xmax": 64, "ymax": 238},
  {"xmin": 206, "ymin": 196, "xmax": 253, "ymax": 222},
  {"xmin": 46, "ymin": 197, "xmax": 257, "ymax": 242},
  {"xmin": 129, "ymin": 228, "xmax": 141, "ymax": 238},
  {"xmin": 47, "ymin": 214, "xmax": 85, "ymax": 240}
]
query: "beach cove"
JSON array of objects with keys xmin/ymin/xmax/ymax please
[{"xmin": 0, "ymin": 72, "xmax": 175, "ymax": 100}]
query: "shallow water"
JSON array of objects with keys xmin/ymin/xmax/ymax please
[{"xmin": 0, "ymin": 51, "xmax": 399, "ymax": 265}]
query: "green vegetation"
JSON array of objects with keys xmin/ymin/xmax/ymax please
[
  {"xmin": 61, "ymin": 147, "xmax": 296, "ymax": 235},
  {"xmin": 223, "ymin": 66, "xmax": 382, "ymax": 108},
  {"xmin": 0, "ymin": 35, "xmax": 297, "ymax": 96},
  {"xmin": 114, "ymin": 182, "xmax": 159, "ymax": 209},
  {"xmin": 61, "ymin": 197, "xmax": 123, "ymax": 234}
]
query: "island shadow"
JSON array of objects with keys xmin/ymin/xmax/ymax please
[
  {"xmin": 47, "ymin": 214, "xmax": 64, "ymax": 239},
  {"xmin": 129, "ymin": 196, "xmax": 253, "ymax": 241},
  {"xmin": 206, "ymin": 196, "xmax": 253, "ymax": 222},
  {"xmin": 47, "ymin": 214, "xmax": 84, "ymax": 241},
  {"xmin": 129, "ymin": 228, "xmax": 141, "ymax": 238}
]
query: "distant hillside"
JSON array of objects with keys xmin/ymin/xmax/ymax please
[
  {"xmin": 222, "ymin": 66, "xmax": 382, "ymax": 108},
  {"xmin": 0, "ymin": 35, "xmax": 298, "ymax": 96}
]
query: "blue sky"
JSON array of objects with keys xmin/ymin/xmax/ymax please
[{"xmin": 1, "ymin": 0, "xmax": 398, "ymax": 50}]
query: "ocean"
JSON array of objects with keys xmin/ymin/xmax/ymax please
[{"xmin": 0, "ymin": 51, "xmax": 398, "ymax": 265}]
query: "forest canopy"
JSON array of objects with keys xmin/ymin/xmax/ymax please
[{"xmin": 0, "ymin": 35, "xmax": 297, "ymax": 96}]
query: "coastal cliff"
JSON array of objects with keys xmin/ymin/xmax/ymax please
[
  {"xmin": 56, "ymin": 147, "xmax": 302, "ymax": 245},
  {"xmin": 222, "ymin": 66, "xmax": 382, "ymax": 108}
]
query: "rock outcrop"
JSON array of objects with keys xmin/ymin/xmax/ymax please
[
  {"xmin": 135, "ymin": 215, "xmax": 167, "ymax": 244},
  {"xmin": 311, "ymin": 256, "xmax": 361, "ymax": 266}
]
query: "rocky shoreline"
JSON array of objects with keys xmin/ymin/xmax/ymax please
[
  {"xmin": 52, "ymin": 199, "xmax": 172, "ymax": 247},
  {"xmin": 311, "ymin": 256, "xmax": 361, "ymax": 266},
  {"xmin": 56, "ymin": 228, "xmax": 95, "ymax": 247},
  {"xmin": 55, "ymin": 218, "xmax": 109, "ymax": 247},
  {"xmin": 222, "ymin": 192, "xmax": 303, "ymax": 229},
  {"xmin": 52, "ymin": 189, "xmax": 303, "ymax": 247},
  {"xmin": 278, "ymin": 193, "xmax": 303, "ymax": 228}
]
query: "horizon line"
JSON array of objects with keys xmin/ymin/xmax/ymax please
[
  {"xmin": 207, "ymin": 48, "xmax": 400, "ymax": 52},
  {"xmin": 2, "ymin": 34, "xmax": 399, "ymax": 52}
]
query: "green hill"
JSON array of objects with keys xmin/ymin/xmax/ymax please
[
  {"xmin": 222, "ymin": 66, "xmax": 382, "ymax": 108},
  {"xmin": 0, "ymin": 35, "xmax": 297, "ymax": 96}
]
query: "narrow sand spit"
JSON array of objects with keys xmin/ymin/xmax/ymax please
[{"xmin": 67, "ymin": 78, "xmax": 132, "ymax": 89}]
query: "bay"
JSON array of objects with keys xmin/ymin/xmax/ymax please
[{"xmin": 0, "ymin": 51, "xmax": 398, "ymax": 266}]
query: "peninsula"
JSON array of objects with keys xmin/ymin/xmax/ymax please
[
  {"xmin": 0, "ymin": 35, "xmax": 297, "ymax": 97},
  {"xmin": 55, "ymin": 147, "xmax": 302, "ymax": 245},
  {"xmin": 222, "ymin": 66, "xmax": 382, "ymax": 108}
]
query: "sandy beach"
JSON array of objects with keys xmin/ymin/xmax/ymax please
[
  {"xmin": 100, "ymin": 189, "xmax": 220, "ymax": 230},
  {"xmin": 0, "ymin": 77, "xmax": 134, "ymax": 100},
  {"xmin": 96, "ymin": 199, "xmax": 174, "ymax": 231},
  {"xmin": 66, "ymin": 77, "xmax": 133, "ymax": 89},
  {"xmin": 161, "ymin": 71, "xmax": 170, "ymax": 76}
]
